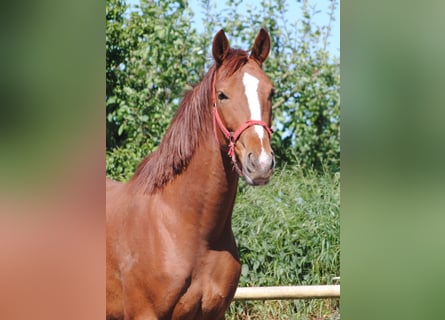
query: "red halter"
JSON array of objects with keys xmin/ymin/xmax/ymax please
[{"xmin": 211, "ymin": 71, "xmax": 273, "ymax": 176}]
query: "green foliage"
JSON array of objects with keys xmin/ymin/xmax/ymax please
[
  {"xmin": 233, "ymin": 166, "xmax": 340, "ymax": 288},
  {"xmin": 106, "ymin": 0, "xmax": 207, "ymax": 179},
  {"xmin": 227, "ymin": 166, "xmax": 339, "ymax": 318}
]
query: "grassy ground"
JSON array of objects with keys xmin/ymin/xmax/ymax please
[
  {"xmin": 228, "ymin": 299, "xmax": 340, "ymax": 320},
  {"xmin": 226, "ymin": 165, "xmax": 340, "ymax": 319}
]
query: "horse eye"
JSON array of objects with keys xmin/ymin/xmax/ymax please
[{"xmin": 218, "ymin": 92, "xmax": 228, "ymax": 100}]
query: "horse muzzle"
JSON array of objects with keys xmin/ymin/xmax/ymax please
[{"xmin": 241, "ymin": 150, "xmax": 275, "ymax": 186}]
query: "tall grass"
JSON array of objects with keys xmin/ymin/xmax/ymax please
[{"xmin": 227, "ymin": 165, "xmax": 340, "ymax": 319}]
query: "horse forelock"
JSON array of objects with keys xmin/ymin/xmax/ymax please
[
  {"xmin": 219, "ymin": 49, "xmax": 249, "ymax": 77},
  {"xmin": 130, "ymin": 49, "xmax": 249, "ymax": 194}
]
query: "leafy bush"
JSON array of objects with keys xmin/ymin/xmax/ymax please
[
  {"xmin": 234, "ymin": 166, "xmax": 340, "ymax": 287},
  {"xmin": 106, "ymin": 0, "xmax": 207, "ymax": 179},
  {"xmin": 229, "ymin": 165, "xmax": 340, "ymax": 319}
]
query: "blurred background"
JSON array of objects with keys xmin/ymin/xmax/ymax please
[{"xmin": 1, "ymin": 0, "xmax": 445, "ymax": 319}]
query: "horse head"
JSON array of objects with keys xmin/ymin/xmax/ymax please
[{"xmin": 212, "ymin": 28, "xmax": 275, "ymax": 185}]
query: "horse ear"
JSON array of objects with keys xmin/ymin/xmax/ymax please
[
  {"xmin": 212, "ymin": 29, "xmax": 230, "ymax": 65},
  {"xmin": 250, "ymin": 28, "xmax": 271, "ymax": 65}
]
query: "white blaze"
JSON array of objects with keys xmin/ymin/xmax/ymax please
[
  {"xmin": 242, "ymin": 72, "xmax": 264, "ymax": 139},
  {"xmin": 243, "ymin": 72, "xmax": 270, "ymax": 167}
]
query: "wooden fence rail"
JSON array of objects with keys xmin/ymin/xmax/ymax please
[{"xmin": 233, "ymin": 285, "xmax": 340, "ymax": 300}]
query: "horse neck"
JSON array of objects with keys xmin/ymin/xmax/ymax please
[
  {"xmin": 162, "ymin": 127, "xmax": 239, "ymax": 243},
  {"xmin": 127, "ymin": 67, "xmax": 240, "ymax": 242}
]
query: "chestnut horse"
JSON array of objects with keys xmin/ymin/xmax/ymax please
[{"xmin": 107, "ymin": 29, "xmax": 275, "ymax": 320}]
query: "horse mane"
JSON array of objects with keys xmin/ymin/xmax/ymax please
[{"xmin": 130, "ymin": 49, "xmax": 249, "ymax": 194}]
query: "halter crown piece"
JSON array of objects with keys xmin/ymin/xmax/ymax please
[{"xmin": 211, "ymin": 70, "xmax": 273, "ymax": 176}]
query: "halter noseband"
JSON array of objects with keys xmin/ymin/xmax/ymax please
[{"xmin": 211, "ymin": 71, "xmax": 273, "ymax": 176}]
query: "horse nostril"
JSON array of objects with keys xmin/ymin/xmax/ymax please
[
  {"xmin": 247, "ymin": 152, "xmax": 256, "ymax": 172},
  {"xmin": 270, "ymin": 152, "xmax": 275, "ymax": 170}
]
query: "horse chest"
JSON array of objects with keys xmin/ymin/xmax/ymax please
[{"xmin": 170, "ymin": 249, "xmax": 241, "ymax": 319}]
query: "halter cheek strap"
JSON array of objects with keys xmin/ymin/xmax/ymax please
[{"xmin": 211, "ymin": 71, "xmax": 273, "ymax": 176}]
